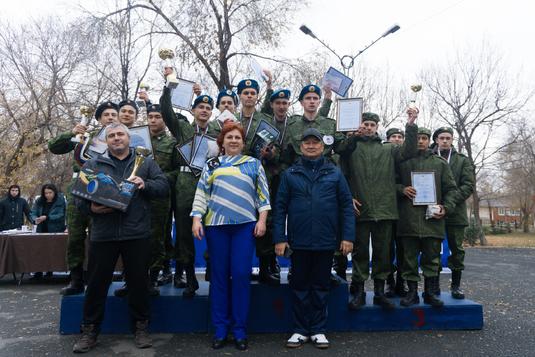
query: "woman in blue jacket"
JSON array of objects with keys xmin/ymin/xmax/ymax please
[
  {"xmin": 30, "ymin": 183, "xmax": 66, "ymax": 279},
  {"xmin": 191, "ymin": 122, "xmax": 270, "ymax": 351}
]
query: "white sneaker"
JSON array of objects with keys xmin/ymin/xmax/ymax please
[
  {"xmin": 286, "ymin": 333, "xmax": 309, "ymax": 348},
  {"xmin": 310, "ymin": 334, "xmax": 329, "ymax": 349}
]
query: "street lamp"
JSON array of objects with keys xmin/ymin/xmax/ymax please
[{"xmin": 299, "ymin": 23, "xmax": 401, "ymax": 71}]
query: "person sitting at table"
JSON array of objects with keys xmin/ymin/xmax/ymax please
[
  {"xmin": 29, "ymin": 183, "xmax": 67, "ymax": 280},
  {"xmin": 191, "ymin": 122, "xmax": 270, "ymax": 351}
]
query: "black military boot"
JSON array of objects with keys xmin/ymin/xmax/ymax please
[
  {"xmin": 157, "ymin": 261, "xmax": 173, "ymax": 286},
  {"xmin": 423, "ymin": 277, "xmax": 444, "ymax": 307},
  {"xmin": 173, "ymin": 263, "xmax": 187, "ymax": 288},
  {"xmin": 385, "ymin": 273, "xmax": 396, "ymax": 298},
  {"xmin": 182, "ymin": 265, "xmax": 199, "ymax": 298},
  {"xmin": 61, "ymin": 265, "xmax": 85, "ymax": 296},
  {"xmin": 395, "ymin": 271, "xmax": 408, "ymax": 297},
  {"xmin": 348, "ymin": 281, "xmax": 366, "ymax": 310},
  {"xmin": 134, "ymin": 320, "xmax": 153, "ymax": 349},
  {"xmin": 148, "ymin": 269, "xmax": 160, "ymax": 297},
  {"xmin": 72, "ymin": 324, "xmax": 98, "ymax": 353},
  {"xmin": 373, "ymin": 279, "xmax": 395, "ymax": 309},
  {"xmin": 333, "ymin": 255, "xmax": 348, "ymax": 281},
  {"xmin": 451, "ymin": 270, "xmax": 465, "ymax": 299},
  {"xmin": 400, "ymin": 280, "xmax": 419, "ymax": 306},
  {"xmin": 258, "ymin": 255, "xmax": 280, "ymax": 286}
]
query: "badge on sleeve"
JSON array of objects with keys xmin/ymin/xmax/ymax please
[{"xmin": 323, "ymin": 135, "xmax": 334, "ymax": 145}]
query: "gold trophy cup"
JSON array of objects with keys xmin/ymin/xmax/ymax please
[
  {"xmin": 158, "ymin": 48, "xmax": 179, "ymax": 89},
  {"xmin": 409, "ymin": 84, "xmax": 422, "ymax": 109},
  {"xmin": 71, "ymin": 106, "xmax": 94, "ymax": 143},
  {"xmin": 127, "ymin": 146, "xmax": 152, "ymax": 181}
]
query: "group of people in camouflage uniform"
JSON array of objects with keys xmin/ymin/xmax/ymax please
[{"xmin": 49, "ymin": 67, "xmax": 474, "ymax": 352}]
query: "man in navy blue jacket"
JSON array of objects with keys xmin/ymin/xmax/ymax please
[{"xmin": 273, "ymin": 128, "xmax": 354, "ymax": 349}]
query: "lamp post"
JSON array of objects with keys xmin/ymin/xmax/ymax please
[{"xmin": 299, "ymin": 24, "xmax": 401, "ymax": 73}]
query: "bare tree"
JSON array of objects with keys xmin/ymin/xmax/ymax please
[
  {"xmin": 500, "ymin": 119, "xmax": 535, "ymax": 232},
  {"xmin": 101, "ymin": 0, "xmax": 305, "ymax": 90},
  {"xmin": 0, "ymin": 18, "xmax": 91, "ymax": 192},
  {"xmin": 420, "ymin": 43, "xmax": 533, "ymax": 244},
  {"xmin": 81, "ymin": 2, "xmax": 157, "ymax": 101}
]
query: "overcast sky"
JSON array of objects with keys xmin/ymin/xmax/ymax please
[{"xmin": 1, "ymin": 0, "xmax": 533, "ymax": 90}]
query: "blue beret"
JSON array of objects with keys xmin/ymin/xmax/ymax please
[
  {"xmin": 192, "ymin": 95, "xmax": 214, "ymax": 109},
  {"xmin": 216, "ymin": 88, "xmax": 238, "ymax": 107},
  {"xmin": 147, "ymin": 104, "xmax": 162, "ymax": 114},
  {"xmin": 237, "ymin": 79, "xmax": 259, "ymax": 94},
  {"xmin": 270, "ymin": 89, "xmax": 291, "ymax": 102},
  {"xmin": 118, "ymin": 99, "xmax": 138, "ymax": 114},
  {"xmin": 298, "ymin": 84, "xmax": 321, "ymax": 101},
  {"xmin": 95, "ymin": 101, "xmax": 118, "ymax": 119}
]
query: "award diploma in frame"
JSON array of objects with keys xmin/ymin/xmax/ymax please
[
  {"xmin": 171, "ymin": 78, "xmax": 196, "ymax": 110},
  {"xmin": 336, "ymin": 98, "xmax": 363, "ymax": 132},
  {"xmin": 411, "ymin": 171, "xmax": 437, "ymax": 205}
]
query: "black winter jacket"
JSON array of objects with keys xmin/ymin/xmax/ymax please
[{"xmin": 75, "ymin": 149, "xmax": 168, "ymax": 241}]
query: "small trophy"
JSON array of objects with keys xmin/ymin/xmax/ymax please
[
  {"xmin": 409, "ymin": 84, "xmax": 422, "ymax": 109},
  {"xmin": 159, "ymin": 48, "xmax": 179, "ymax": 89},
  {"xmin": 137, "ymin": 82, "xmax": 150, "ymax": 122},
  {"xmin": 71, "ymin": 106, "xmax": 94, "ymax": 143},
  {"xmin": 136, "ymin": 82, "xmax": 150, "ymax": 108},
  {"xmin": 127, "ymin": 146, "xmax": 152, "ymax": 181}
]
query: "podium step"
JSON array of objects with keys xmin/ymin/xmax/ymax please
[{"xmin": 60, "ymin": 280, "xmax": 483, "ymax": 334}]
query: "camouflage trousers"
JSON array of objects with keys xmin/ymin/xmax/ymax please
[
  {"xmin": 66, "ymin": 199, "xmax": 90, "ymax": 269},
  {"xmin": 446, "ymin": 225, "xmax": 466, "ymax": 271},
  {"xmin": 351, "ymin": 220, "xmax": 394, "ymax": 282},
  {"xmin": 401, "ymin": 236, "xmax": 442, "ymax": 282},
  {"xmin": 150, "ymin": 197, "xmax": 171, "ymax": 271}
]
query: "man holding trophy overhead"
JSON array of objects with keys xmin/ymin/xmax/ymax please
[{"xmin": 72, "ymin": 123, "xmax": 168, "ymax": 353}]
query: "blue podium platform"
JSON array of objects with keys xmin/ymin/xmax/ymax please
[{"xmin": 59, "ymin": 277, "xmax": 483, "ymax": 334}]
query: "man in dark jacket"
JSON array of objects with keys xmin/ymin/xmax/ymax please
[
  {"xmin": 48, "ymin": 101, "xmax": 119, "ymax": 296},
  {"xmin": 338, "ymin": 109, "xmax": 418, "ymax": 310},
  {"xmin": 0, "ymin": 185, "xmax": 32, "ymax": 231},
  {"xmin": 432, "ymin": 127, "xmax": 475, "ymax": 299},
  {"xmin": 273, "ymin": 128, "xmax": 354, "ymax": 349},
  {"xmin": 72, "ymin": 123, "xmax": 168, "ymax": 353},
  {"xmin": 397, "ymin": 127, "xmax": 459, "ymax": 307}
]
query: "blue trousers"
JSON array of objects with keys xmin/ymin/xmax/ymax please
[{"xmin": 205, "ymin": 222, "xmax": 256, "ymax": 340}]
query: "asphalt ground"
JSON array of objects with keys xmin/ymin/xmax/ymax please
[{"xmin": 1, "ymin": 247, "xmax": 534, "ymax": 357}]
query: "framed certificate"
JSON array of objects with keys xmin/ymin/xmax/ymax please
[
  {"xmin": 411, "ymin": 171, "xmax": 437, "ymax": 205},
  {"xmin": 322, "ymin": 66, "xmax": 354, "ymax": 97},
  {"xmin": 177, "ymin": 138, "xmax": 193, "ymax": 165},
  {"xmin": 171, "ymin": 78, "xmax": 196, "ymax": 110},
  {"xmin": 82, "ymin": 127, "xmax": 108, "ymax": 161},
  {"xmin": 190, "ymin": 134, "xmax": 217, "ymax": 171},
  {"xmin": 129, "ymin": 125, "xmax": 154, "ymax": 158},
  {"xmin": 250, "ymin": 120, "xmax": 280, "ymax": 159},
  {"xmin": 336, "ymin": 98, "xmax": 363, "ymax": 132}
]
